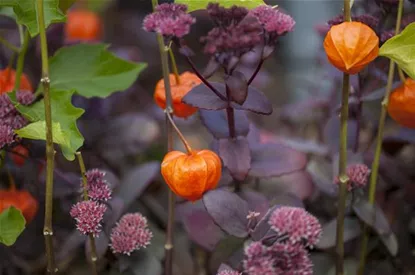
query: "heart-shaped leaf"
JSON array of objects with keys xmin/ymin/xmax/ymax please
[
  {"xmin": 182, "ymin": 82, "xmax": 228, "ymax": 110},
  {"xmin": 0, "ymin": 0, "xmax": 65, "ymax": 37},
  {"xmin": 199, "ymin": 109, "xmax": 250, "ymax": 139},
  {"xmin": 226, "ymin": 71, "xmax": 248, "ymax": 105},
  {"xmin": 0, "ymin": 206, "xmax": 25, "ymax": 246},
  {"xmin": 379, "ymin": 22, "xmax": 415, "ymax": 80},
  {"xmin": 48, "ymin": 44, "xmax": 147, "ymax": 98}
]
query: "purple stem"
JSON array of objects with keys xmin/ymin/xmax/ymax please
[
  {"xmin": 184, "ymin": 56, "xmax": 227, "ymax": 101},
  {"xmin": 247, "ymin": 59, "xmax": 264, "ymax": 86}
]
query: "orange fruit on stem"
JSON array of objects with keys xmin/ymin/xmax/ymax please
[
  {"xmin": 161, "ymin": 149, "xmax": 222, "ymax": 201},
  {"xmin": 9, "ymin": 145, "xmax": 29, "ymax": 167},
  {"xmin": 0, "ymin": 68, "xmax": 33, "ymax": 94},
  {"xmin": 65, "ymin": 9, "xmax": 102, "ymax": 42},
  {"xmin": 154, "ymin": 72, "xmax": 202, "ymax": 118},
  {"xmin": 324, "ymin": 21, "xmax": 379, "ymax": 74},
  {"xmin": 388, "ymin": 78, "xmax": 415, "ymax": 128},
  {"xmin": 0, "ymin": 187, "xmax": 38, "ymax": 223}
]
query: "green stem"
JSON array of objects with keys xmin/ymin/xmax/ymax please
[
  {"xmin": 398, "ymin": 68, "xmax": 406, "ymax": 83},
  {"xmin": 0, "ymin": 35, "xmax": 20, "ymax": 53},
  {"xmin": 76, "ymin": 152, "xmax": 98, "ymax": 275},
  {"xmin": 36, "ymin": 0, "xmax": 56, "ymax": 273},
  {"xmin": 151, "ymin": 1, "xmax": 175, "ymax": 274},
  {"xmin": 168, "ymin": 47, "xmax": 181, "ymax": 85},
  {"xmin": 166, "ymin": 111, "xmax": 192, "ymax": 153},
  {"xmin": 335, "ymin": 2, "xmax": 351, "ymax": 274},
  {"xmin": 13, "ymin": 30, "xmax": 30, "ymax": 92},
  {"xmin": 357, "ymin": 1, "xmax": 404, "ymax": 274}
]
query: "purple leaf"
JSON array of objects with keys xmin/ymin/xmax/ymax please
[
  {"xmin": 104, "ymin": 197, "xmax": 125, "ymax": 231},
  {"xmin": 203, "ymin": 57, "xmax": 220, "ymax": 78},
  {"xmin": 226, "ymin": 71, "xmax": 248, "ymax": 105},
  {"xmin": 199, "ymin": 109, "xmax": 250, "ymax": 139},
  {"xmin": 352, "ymin": 198, "xmax": 391, "ymax": 235},
  {"xmin": 380, "ymin": 233, "xmax": 398, "ymax": 256},
  {"xmin": 278, "ymin": 137, "xmax": 329, "ymax": 156},
  {"xmin": 182, "ymin": 82, "xmax": 228, "ymax": 110},
  {"xmin": 116, "ymin": 162, "xmax": 160, "ymax": 209},
  {"xmin": 219, "ymin": 137, "xmax": 251, "ymax": 181},
  {"xmin": 240, "ymin": 190, "xmax": 269, "ymax": 220},
  {"xmin": 249, "ymin": 142, "xmax": 307, "ymax": 178},
  {"xmin": 177, "ymin": 201, "xmax": 224, "ymax": 251},
  {"xmin": 361, "ymin": 82, "xmax": 400, "ymax": 102},
  {"xmin": 280, "ymin": 98, "xmax": 329, "ymax": 123},
  {"xmin": 316, "ymin": 217, "xmax": 361, "ymax": 249},
  {"xmin": 324, "ymin": 115, "xmax": 358, "ymax": 154},
  {"xmin": 250, "ymin": 205, "xmax": 279, "ymax": 241},
  {"xmin": 307, "ymin": 159, "xmax": 338, "ymax": 197},
  {"xmin": 203, "ymin": 189, "xmax": 249, "ymax": 238},
  {"xmin": 231, "ymin": 86, "xmax": 273, "ymax": 115}
]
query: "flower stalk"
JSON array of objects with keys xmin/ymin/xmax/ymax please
[
  {"xmin": 151, "ymin": 1, "xmax": 175, "ymax": 274},
  {"xmin": 168, "ymin": 47, "xmax": 181, "ymax": 85},
  {"xmin": 358, "ymin": 0, "xmax": 404, "ymax": 274},
  {"xmin": 166, "ymin": 110, "xmax": 192, "ymax": 153},
  {"xmin": 335, "ymin": 1, "xmax": 351, "ymax": 274},
  {"xmin": 36, "ymin": 0, "xmax": 56, "ymax": 273},
  {"xmin": 76, "ymin": 152, "xmax": 98, "ymax": 275}
]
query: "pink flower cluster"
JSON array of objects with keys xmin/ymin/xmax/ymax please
[
  {"xmin": 268, "ymin": 207, "xmax": 322, "ymax": 248},
  {"xmin": 0, "ymin": 91, "xmax": 35, "ymax": 148},
  {"xmin": 70, "ymin": 200, "xmax": 107, "ymax": 237},
  {"xmin": 250, "ymin": 5, "xmax": 295, "ymax": 36},
  {"xmin": 84, "ymin": 169, "xmax": 112, "ymax": 201},
  {"xmin": 143, "ymin": 3, "xmax": 195, "ymax": 38},
  {"xmin": 243, "ymin": 241, "xmax": 312, "ymax": 275},
  {"xmin": 334, "ymin": 163, "xmax": 370, "ymax": 191},
  {"xmin": 110, "ymin": 213, "xmax": 153, "ymax": 255}
]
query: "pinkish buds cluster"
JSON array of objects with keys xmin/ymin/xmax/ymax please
[
  {"xmin": 243, "ymin": 241, "xmax": 312, "ymax": 275},
  {"xmin": 334, "ymin": 163, "xmax": 370, "ymax": 191},
  {"xmin": 70, "ymin": 200, "xmax": 107, "ymax": 236},
  {"xmin": 268, "ymin": 206, "xmax": 322, "ymax": 248},
  {"xmin": 84, "ymin": 169, "xmax": 112, "ymax": 201},
  {"xmin": 143, "ymin": 3, "xmax": 195, "ymax": 39},
  {"xmin": 0, "ymin": 91, "xmax": 35, "ymax": 148},
  {"xmin": 110, "ymin": 213, "xmax": 153, "ymax": 255}
]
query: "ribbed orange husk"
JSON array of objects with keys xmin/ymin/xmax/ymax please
[
  {"xmin": 324, "ymin": 21, "xmax": 379, "ymax": 74},
  {"xmin": 0, "ymin": 68, "xmax": 33, "ymax": 94},
  {"xmin": 161, "ymin": 150, "xmax": 222, "ymax": 201},
  {"xmin": 65, "ymin": 10, "xmax": 102, "ymax": 42},
  {"xmin": 154, "ymin": 71, "xmax": 201, "ymax": 118},
  {"xmin": 388, "ymin": 78, "xmax": 415, "ymax": 128},
  {"xmin": 0, "ymin": 189, "xmax": 39, "ymax": 223}
]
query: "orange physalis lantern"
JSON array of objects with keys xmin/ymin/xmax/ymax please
[
  {"xmin": 154, "ymin": 72, "xmax": 202, "ymax": 118},
  {"xmin": 0, "ymin": 68, "xmax": 33, "ymax": 94},
  {"xmin": 65, "ymin": 9, "xmax": 102, "ymax": 42},
  {"xmin": 161, "ymin": 149, "xmax": 222, "ymax": 201},
  {"xmin": 0, "ymin": 187, "xmax": 38, "ymax": 223},
  {"xmin": 388, "ymin": 78, "xmax": 415, "ymax": 128},
  {"xmin": 323, "ymin": 21, "xmax": 379, "ymax": 74}
]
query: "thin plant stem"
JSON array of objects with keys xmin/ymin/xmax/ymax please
[
  {"xmin": 13, "ymin": 30, "xmax": 30, "ymax": 92},
  {"xmin": 0, "ymin": 35, "xmax": 20, "ymax": 53},
  {"xmin": 398, "ymin": 67, "xmax": 406, "ymax": 83},
  {"xmin": 335, "ymin": 1, "xmax": 351, "ymax": 274},
  {"xmin": 184, "ymin": 55, "xmax": 227, "ymax": 101},
  {"xmin": 357, "ymin": 1, "xmax": 404, "ymax": 274},
  {"xmin": 168, "ymin": 47, "xmax": 181, "ymax": 85},
  {"xmin": 247, "ymin": 59, "xmax": 264, "ymax": 86},
  {"xmin": 166, "ymin": 111, "xmax": 192, "ymax": 153},
  {"xmin": 37, "ymin": 0, "xmax": 56, "ymax": 273},
  {"xmin": 151, "ymin": 2, "xmax": 175, "ymax": 275},
  {"xmin": 76, "ymin": 152, "xmax": 98, "ymax": 275}
]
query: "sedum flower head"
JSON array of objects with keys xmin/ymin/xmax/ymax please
[
  {"xmin": 250, "ymin": 5, "xmax": 295, "ymax": 37},
  {"xmin": 268, "ymin": 206, "xmax": 322, "ymax": 248},
  {"xmin": 0, "ymin": 91, "xmax": 34, "ymax": 131},
  {"xmin": 143, "ymin": 3, "xmax": 195, "ymax": 38},
  {"xmin": 110, "ymin": 213, "xmax": 153, "ymax": 255},
  {"xmin": 84, "ymin": 169, "xmax": 112, "ymax": 201},
  {"xmin": 243, "ymin": 241, "xmax": 312, "ymax": 275},
  {"xmin": 70, "ymin": 200, "xmax": 107, "ymax": 237},
  {"xmin": 0, "ymin": 124, "xmax": 16, "ymax": 148},
  {"xmin": 334, "ymin": 163, "xmax": 370, "ymax": 191}
]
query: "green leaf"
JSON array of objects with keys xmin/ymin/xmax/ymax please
[
  {"xmin": 48, "ymin": 44, "xmax": 147, "ymax": 98},
  {"xmin": 15, "ymin": 121, "xmax": 70, "ymax": 148},
  {"xmin": 15, "ymin": 90, "xmax": 84, "ymax": 161},
  {"xmin": 59, "ymin": 0, "xmax": 76, "ymax": 14},
  {"xmin": 175, "ymin": 0, "xmax": 266, "ymax": 12},
  {"xmin": 0, "ymin": 0, "xmax": 65, "ymax": 37},
  {"xmin": 0, "ymin": 206, "xmax": 26, "ymax": 246},
  {"xmin": 379, "ymin": 22, "xmax": 415, "ymax": 80}
]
